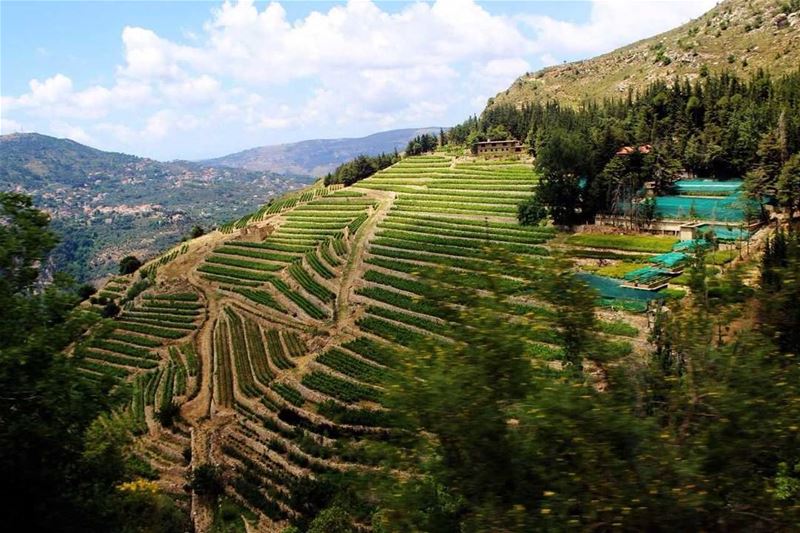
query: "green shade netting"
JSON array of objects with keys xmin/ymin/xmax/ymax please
[
  {"xmin": 650, "ymin": 252, "xmax": 687, "ymax": 268},
  {"xmin": 577, "ymin": 273, "xmax": 664, "ymax": 302},
  {"xmin": 673, "ymin": 239, "xmax": 712, "ymax": 252},
  {"xmin": 673, "ymin": 180, "xmax": 743, "ymax": 194},
  {"xmin": 654, "ymin": 194, "xmax": 750, "ymax": 222},
  {"xmin": 623, "ymin": 266, "xmax": 670, "ymax": 283},
  {"xmin": 699, "ymin": 225, "xmax": 750, "ymax": 241}
]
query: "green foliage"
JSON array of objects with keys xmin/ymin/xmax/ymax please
[
  {"xmin": 404, "ymin": 133, "xmax": 438, "ymax": 156},
  {"xmin": 190, "ymin": 225, "xmax": 205, "ymax": 239},
  {"xmin": 119, "ymin": 255, "xmax": 142, "ymax": 275},
  {"xmin": 190, "ymin": 463, "xmax": 225, "ymax": 499},
  {"xmin": 156, "ymin": 401, "xmax": 181, "ymax": 428},
  {"xmin": 78, "ymin": 283, "xmax": 97, "ymax": 300},
  {"xmin": 517, "ymin": 193, "xmax": 547, "ymax": 226},
  {"xmin": 324, "ymin": 153, "xmax": 400, "ymax": 186},
  {"xmin": 369, "ymin": 247, "xmax": 800, "ymax": 531}
]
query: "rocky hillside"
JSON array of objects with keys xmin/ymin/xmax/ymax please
[
  {"xmin": 202, "ymin": 127, "xmax": 443, "ymax": 177},
  {"xmin": 488, "ymin": 0, "xmax": 800, "ymax": 110},
  {"xmin": 1, "ymin": 133, "xmax": 309, "ymax": 282}
]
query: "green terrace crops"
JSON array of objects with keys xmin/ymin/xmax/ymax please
[
  {"xmin": 199, "ymin": 193, "xmax": 375, "ymax": 321},
  {"xmin": 74, "ymin": 290, "xmax": 204, "ymax": 451},
  {"xmin": 357, "ymin": 158, "xmax": 536, "ymax": 217},
  {"xmin": 77, "ymin": 155, "xmax": 652, "ymax": 529}
]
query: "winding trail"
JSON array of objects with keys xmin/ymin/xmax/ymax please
[{"xmin": 335, "ymin": 189, "xmax": 394, "ymax": 330}]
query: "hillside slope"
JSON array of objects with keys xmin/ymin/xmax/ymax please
[
  {"xmin": 1, "ymin": 133, "xmax": 309, "ymax": 281},
  {"xmin": 202, "ymin": 127, "xmax": 443, "ymax": 176},
  {"xmin": 488, "ymin": 0, "xmax": 800, "ymax": 110}
]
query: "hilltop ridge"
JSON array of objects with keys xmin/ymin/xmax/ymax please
[
  {"xmin": 202, "ymin": 127, "xmax": 444, "ymax": 177},
  {"xmin": 488, "ymin": 0, "xmax": 800, "ymax": 110}
]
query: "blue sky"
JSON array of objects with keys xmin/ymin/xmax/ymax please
[{"xmin": 1, "ymin": 1, "xmax": 715, "ymax": 160}]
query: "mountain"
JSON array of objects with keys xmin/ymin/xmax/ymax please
[
  {"xmin": 202, "ymin": 127, "xmax": 444, "ymax": 176},
  {"xmin": 488, "ymin": 0, "xmax": 800, "ymax": 110},
  {"xmin": 1, "ymin": 133, "xmax": 311, "ymax": 282}
]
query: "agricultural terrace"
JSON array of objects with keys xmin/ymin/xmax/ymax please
[{"xmin": 78, "ymin": 155, "xmax": 648, "ymax": 529}]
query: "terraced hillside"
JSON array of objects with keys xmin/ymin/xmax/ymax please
[{"xmin": 77, "ymin": 156, "xmax": 647, "ymax": 530}]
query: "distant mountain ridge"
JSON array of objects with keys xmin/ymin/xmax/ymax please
[
  {"xmin": 488, "ymin": 0, "xmax": 799, "ymax": 110},
  {"xmin": 202, "ymin": 127, "xmax": 444, "ymax": 176},
  {"xmin": 1, "ymin": 132, "xmax": 309, "ymax": 282}
]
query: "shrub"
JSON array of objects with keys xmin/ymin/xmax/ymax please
[
  {"xmin": 101, "ymin": 301, "xmax": 120, "ymax": 318},
  {"xmin": 119, "ymin": 255, "xmax": 142, "ymax": 275},
  {"xmin": 518, "ymin": 194, "xmax": 547, "ymax": 226},
  {"xmin": 189, "ymin": 464, "xmax": 224, "ymax": 499},
  {"xmin": 77, "ymin": 284, "xmax": 97, "ymax": 301},
  {"xmin": 156, "ymin": 401, "xmax": 181, "ymax": 428}
]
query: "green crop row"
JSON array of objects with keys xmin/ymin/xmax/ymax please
[
  {"xmin": 301, "ymin": 370, "xmax": 381, "ymax": 404},
  {"xmin": 244, "ymin": 318, "xmax": 274, "ymax": 385},
  {"xmin": 199, "ymin": 264, "xmax": 276, "ymax": 282},
  {"xmin": 305, "ymin": 251, "xmax": 335, "ymax": 279},
  {"xmin": 356, "ymin": 286, "xmax": 444, "ymax": 319},
  {"xmin": 82, "ymin": 349, "xmax": 159, "ymax": 369},
  {"xmin": 379, "ymin": 221, "xmax": 548, "ymax": 246},
  {"xmin": 214, "ymin": 321, "xmax": 234, "ymax": 408},
  {"xmin": 271, "ymin": 382, "xmax": 305, "ymax": 406},
  {"xmin": 89, "ymin": 339, "xmax": 157, "ymax": 359},
  {"xmin": 271, "ymin": 278, "xmax": 329, "ymax": 320},
  {"xmin": 364, "ymin": 269, "xmax": 428, "ymax": 295},
  {"xmin": 357, "ymin": 315, "xmax": 428, "ymax": 347},
  {"xmin": 341, "ymin": 338, "xmax": 397, "ymax": 368},
  {"xmin": 207, "ymin": 254, "xmax": 284, "ymax": 273},
  {"xmin": 289, "ymin": 263, "xmax": 335, "ymax": 302},
  {"xmin": 180, "ymin": 343, "xmax": 199, "ymax": 377},
  {"xmin": 120, "ymin": 317, "xmax": 195, "ymax": 330},
  {"xmin": 201, "ymin": 273, "xmax": 262, "ymax": 287},
  {"xmin": 115, "ymin": 321, "xmax": 189, "ymax": 339},
  {"xmin": 565, "ymin": 233, "xmax": 678, "ymax": 253},
  {"xmin": 214, "ymin": 245, "xmax": 295, "ymax": 263},
  {"xmin": 125, "ymin": 311, "xmax": 198, "ymax": 324},
  {"xmin": 317, "ymin": 349, "xmax": 390, "ymax": 385},
  {"xmin": 228, "ymin": 287, "xmax": 285, "ymax": 312},
  {"xmin": 283, "ymin": 331, "xmax": 305, "ymax": 358},
  {"xmin": 266, "ymin": 329, "xmax": 294, "ymax": 370},
  {"xmin": 366, "ymin": 306, "xmax": 447, "ymax": 335},
  {"xmin": 226, "ymin": 241, "xmax": 308, "ymax": 254},
  {"xmin": 226, "ymin": 310, "xmax": 259, "ymax": 398},
  {"xmin": 107, "ymin": 332, "xmax": 161, "ymax": 348}
]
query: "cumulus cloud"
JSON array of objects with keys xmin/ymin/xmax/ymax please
[
  {"xmin": 2, "ymin": 0, "xmax": 718, "ymax": 159},
  {"xmin": 521, "ymin": 0, "xmax": 718, "ymax": 58}
]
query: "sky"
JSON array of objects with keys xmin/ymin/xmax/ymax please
[{"xmin": 1, "ymin": 0, "xmax": 716, "ymax": 161}]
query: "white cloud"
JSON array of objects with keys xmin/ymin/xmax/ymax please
[
  {"xmin": 521, "ymin": 0, "xmax": 717, "ymax": 58},
  {"xmin": 1, "ymin": 118, "xmax": 23, "ymax": 134},
  {"xmin": 2, "ymin": 0, "xmax": 720, "ymax": 159},
  {"xmin": 49, "ymin": 121, "xmax": 94, "ymax": 144}
]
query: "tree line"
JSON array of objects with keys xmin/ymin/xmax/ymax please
[{"xmin": 323, "ymin": 152, "xmax": 400, "ymax": 186}]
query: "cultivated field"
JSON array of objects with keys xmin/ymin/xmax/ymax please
[{"xmin": 77, "ymin": 155, "xmax": 651, "ymax": 530}]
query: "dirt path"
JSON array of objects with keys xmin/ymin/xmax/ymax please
[{"xmin": 335, "ymin": 189, "xmax": 394, "ymax": 330}]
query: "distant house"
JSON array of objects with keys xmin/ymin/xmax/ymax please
[
  {"xmin": 616, "ymin": 144, "xmax": 652, "ymax": 156},
  {"xmin": 474, "ymin": 139, "xmax": 524, "ymax": 157}
]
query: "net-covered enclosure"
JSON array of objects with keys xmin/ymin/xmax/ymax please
[
  {"xmin": 673, "ymin": 180, "xmax": 743, "ymax": 195},
  {"xmin": 696, "ymin": 224, "xmax": 750, "ymax": 241},
  {"xmin": 622, "ymin": 266, "xmax": 672, "ymax": 284},
  {"xmin": 577, "ymin": 273, "xmax": 664, "ymax": 308},
  {"xmin": 673, "ymin": 239, "xmax": 713, "ymax": 252},
  {"xmin": 653, "ymin": 194, "xmax": 751, "ymax": 222},
  {"xmin": 649, "ymin": 251, "xmax": 688, "ymax": 269}
]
